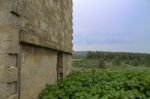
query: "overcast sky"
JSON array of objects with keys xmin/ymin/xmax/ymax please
[{"xmin": 73, "ymin": 0, "xmax": 150, "ymax": 53}]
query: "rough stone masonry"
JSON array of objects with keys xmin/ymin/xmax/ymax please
[{"xmin": 0, "ymin": 0, "xmax": 73, "ymax": 99}]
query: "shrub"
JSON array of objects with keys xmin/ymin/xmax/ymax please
[{"xmin": 40, "ymin": 68, "xmax": 150, "ymax": 99}]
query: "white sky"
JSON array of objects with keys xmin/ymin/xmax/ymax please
[{"xmin": 73, "ymin": 0, "xmax": 150, "ymax": 53}]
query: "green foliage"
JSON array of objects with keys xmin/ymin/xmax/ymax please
[
  {"xmin": 98, "ymin": 59, "xmax": 105, "ymax": 68},
  {"xmin": 73, "ymin": 51, "xmax": 88, "ymax": 59},
  {"xmin": 39, "ymin": 68, "xmax": 150, "ymax": 99},
  {"xmin": 73, "ymin": 59, "xmax": 99, "ymax": 68},
  {"xmin": 131, "ymin": 59, "xmax": 139, "ymax": 67},
  {"xmin": 85, "ymin": 51, "xmax": 150, "ymax": 67},
  {"xmin": 112, "ymin": 58, "xmax": 121, "ymax": 66}
]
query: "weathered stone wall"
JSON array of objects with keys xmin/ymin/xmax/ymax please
[
  {"xmin": 19, "ymin": 0, "xmax": 73, "ymax": 53},
  {"xmin": 0, "ymin": 0, "xmax": 73, "ymax": 99},
  {"xmin": 20, "ymin": 44, "xmax": 58, "ymax": 99},
  {"xmin": 0, "ymin": 0, "xmax": 20, "ymax": 99},
  {"xmin": 63, "ymin": 54, "xmax": 72, "ymax": 77},
  {"xmin": 20, "ymin": 44, "xmax": 72, "ymax": 99}
]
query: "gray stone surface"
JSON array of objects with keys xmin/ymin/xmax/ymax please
[
  {"xmin": 19, "ymin": 0, "xmax": 73, "ymax": 53},
  {"xmin": 0, "ymin": 0, "xmax": 73, "ymax": 98},
  {"xmin": 0, "ymin": 0, "xmax": 20, "ymax": 98},
  {"xmin": 20, "ymin": 44, "xmax": 58, "ymax": 99}
]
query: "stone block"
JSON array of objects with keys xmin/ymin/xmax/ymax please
[
  {"xmin": 0, "ymin": 34, "xmax": 10, "ymax": 53},
  {"xmin": 7, "ymin": 81, "xmax": 17, "ymax": 96},
  {"xmin": 0, "ymin": 54, "xmax": 9, "ymax": 67},
  {"xmin": 18, "ymin": 0, "xmax": 73, "ymax": 53},
  {"xmin": 20, "ymin": 44, "xmax": 58, "ymax": 99},
  {"xmin": 0, "ymin": 83, "xmax": 7, "ymax": 99},
  {"xmin": 0, "ymin": 67, "xmax": 18, "ymax": 83}
]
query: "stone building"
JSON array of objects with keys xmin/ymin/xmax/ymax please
[{"xmin": 0, "ymin": 0, "xmax": 73, "ymax": 99}]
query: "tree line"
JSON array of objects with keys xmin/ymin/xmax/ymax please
[{"xmin": 86, "ymin": 51, "xmax": 150, "ymax": 67}]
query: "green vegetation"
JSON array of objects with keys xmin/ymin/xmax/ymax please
[
  {"xmin": 73, "ymin": 51, "xmax": 150, "ymax": 68},
  {"xmin": 40, "ymin": 51, "xmax": 150, "ymax": 99},
  {"xmin": 40, "ymin": 68, "xmax": 150, "ymax": 99},
  {"xmin": 73, "ymin": 59, "xmax": 99, "ymax": 68},
  {"xmin": 73, "ymin": 51, "xmax": 88, "ymax": 59},
  {"xmin": 98, "ymin": 59, "xmax": 105, "ymax": 68},
  {"xmin": 86, "ymin": 51, "xmax": 150, "ymax": 67}
]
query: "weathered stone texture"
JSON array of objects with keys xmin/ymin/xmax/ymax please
[
  {"xmin": 0, "ymin": 0, "xmax": 20, "ymax": 98},
  {"xmin": 19, "ymin": 0, "xmax": 73, "ymax": 53},
  {"xmin": 63, "ymin": 54, "xmax": 72, "ymax": 76},
  {"xmin": 20, "ymin": 44, "xmax": 58, "ymax": 99},
  {"xmin": 0, "ymin": 0, "xmax": 73, "ymax": 99}
]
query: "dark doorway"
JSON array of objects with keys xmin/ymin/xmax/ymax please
[{"xmin": 57, "ymin": 52, "xmax": 63, "ymax": 81}]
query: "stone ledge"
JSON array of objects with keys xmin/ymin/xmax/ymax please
[{"xmin": 20, "ymin": 30, "xmax": 73, "ymax": 54}]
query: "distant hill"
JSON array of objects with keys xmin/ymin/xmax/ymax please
[{"xmin": 73, "ymin": 51, "xmax": 150, "ymax": 59}]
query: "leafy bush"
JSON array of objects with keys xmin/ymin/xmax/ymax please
[
  {"xmin": 73, "ymin": 59, "xmax": 99, "ymax": 68},
  {"xmin": 98, "ymin": 59, "xmax": 105, "ymax": 68},
  {"xmin": 39, "ymin": 68, "xmax": 150, "ymax": 99},
  {"xmin": 86, "ymin": 51, "xmax": 150, "ymax": 67}
]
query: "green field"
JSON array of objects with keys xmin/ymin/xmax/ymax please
[
  {"xmin": 40, "ymin": 51, "xmax": 150, "ymax": 99},
  {"xmin": 40, "ymin": 68, "xmax": 150, "ymax": 99}
]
